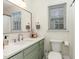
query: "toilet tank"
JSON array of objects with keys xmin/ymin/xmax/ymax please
[{"xmin": 50, "ymin": 40, "xmax": 63, "ymax": 52}]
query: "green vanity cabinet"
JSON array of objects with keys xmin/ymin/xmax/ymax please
[
  {"xmin": 39, "ymin": 39, "xmax": 44, "ymax": 59},
  {"xmin": 8, "ymin": 39, "xmax": 44, "ymax": 59},
  {"xmin": 9, "ymin": 52, "xmax": 23, "ymax": 59}
]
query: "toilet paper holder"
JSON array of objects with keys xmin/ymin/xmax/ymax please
[{"xmin": 63, "ymin": 41, "xmax": 70, "ymax": 47}]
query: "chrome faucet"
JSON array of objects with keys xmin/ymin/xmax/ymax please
[{"xmin": 18, "ymin": 34, "xmax": 23, "ymax": 41}]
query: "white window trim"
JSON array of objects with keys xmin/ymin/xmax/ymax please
[{"xmin": 48, "ymin": 3, "xmax": 67, "ymax": 31}]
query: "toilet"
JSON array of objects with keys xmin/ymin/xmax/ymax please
[{"xmin": 48, "ymin": 40, "xmax": 63, "ymax": 59}]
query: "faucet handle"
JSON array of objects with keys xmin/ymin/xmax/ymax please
[{"xmin": 18, "ymin": 34, "xmax": 23, "ymax": 41}]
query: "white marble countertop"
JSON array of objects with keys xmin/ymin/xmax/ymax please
[{"xmin": 3, "ymin": 36, "xmax": 45, "ymax": 59}]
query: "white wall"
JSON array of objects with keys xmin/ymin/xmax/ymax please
[
  {"xmin": 69, "ymin": 3, "xmax": 75, "ymax": 59},
  {"xmin": 3, "ymin": 15, "xmax": 11, "ymax": 33},
  {"xmin": 26, "ymin": 0, "xmax": 75, "ymax": 59}
]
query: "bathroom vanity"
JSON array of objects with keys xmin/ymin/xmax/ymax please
[{"xmin": 4, "ymin": 37, "xmax": 44, "ymax": 59}]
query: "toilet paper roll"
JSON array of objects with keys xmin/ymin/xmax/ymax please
[{"xmin": 64, "ymin": 41, "xmax": 69, "ymax": 47}]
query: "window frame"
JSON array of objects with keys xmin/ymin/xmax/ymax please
[{"xmin": 48, "ymin": 3, "xmax": 67, "ymax": 31}]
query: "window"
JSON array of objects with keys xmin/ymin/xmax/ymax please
[
  {"xmin": 11, "ymin": 12, "xmax": 21, "ymax": 31},
  {"xmin": 48, "ymin": 3, "xmax": 66, "ymax": 30}
]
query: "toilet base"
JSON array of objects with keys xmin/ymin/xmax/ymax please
[{"xmin": 48, "ymin": 52, "xmax": 62, "ymax": 59}]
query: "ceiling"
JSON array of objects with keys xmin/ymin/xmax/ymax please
[{"xmin": 3, "ymin": 0, "xmax": 21, "ymax": 15}]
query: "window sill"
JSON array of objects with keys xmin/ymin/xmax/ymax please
[{"xmin": 48, "ymin": 29, "xmax": 69, "ymax": 32}]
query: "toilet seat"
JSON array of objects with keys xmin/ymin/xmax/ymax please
[{"xmin": 48, "ymin": 51, "xmax": 62, "ymax": 59}]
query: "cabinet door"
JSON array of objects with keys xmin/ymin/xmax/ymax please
[
  {"xmin": 24, "ymin": 43, "xmax": 39, "ymax": 59},
  {"xmin": 24, "ymin": 52, "xmax": 34, "ymax": 59},
  {"xmin": 24, "ymin": 48, "xmax": 39, "ymax": 59},
  {"xmin": 39, "ymin": 45, "xmax": 44, "ymax": 59},
  {"xmin": 34, "ymin": 48, "xmax": 39, "ymax": 59},
  {"xmin": 40, "ymin": 44, "xmax": 44, "ymax": 58},
  {"xmin": 9, "ymin": 52, "xmax": 23, "ymax": 59},
  {"xmin": 39, "ymin": 40, "xmax": 44, "ymax": 59}
]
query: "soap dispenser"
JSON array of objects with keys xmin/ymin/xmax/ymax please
[{"xmin": 3, "ymin": 35, "xmax": 9, "ymax": 46}]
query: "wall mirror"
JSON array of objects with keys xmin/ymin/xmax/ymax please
[{"xmin": 3, "ymin": 0, "xmax": 32, "ymax": 34}]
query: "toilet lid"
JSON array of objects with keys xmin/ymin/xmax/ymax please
[{"xmin": 48, "ymin": 52, "xmax": 62, "ymax": 59}]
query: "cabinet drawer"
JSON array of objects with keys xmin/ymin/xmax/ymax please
[{"xmin": 24, "ymin": 43, "xmax": 39, "ymax": 56}]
